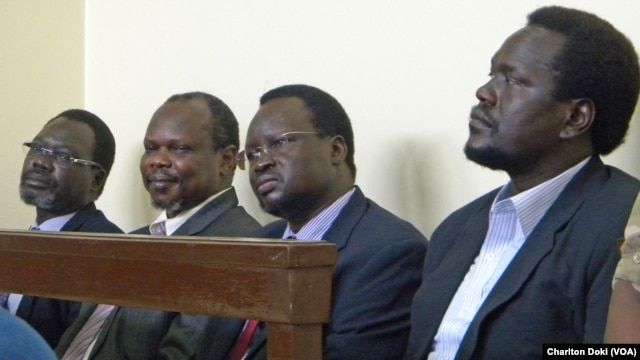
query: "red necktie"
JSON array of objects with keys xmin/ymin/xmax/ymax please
[{"xmin": 229, "ymin": 320, "xmax": 259, "ymax": 360}]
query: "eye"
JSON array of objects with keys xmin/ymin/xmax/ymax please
[
  {"xmin": 143, "ymin": 143, "xmax": 156, "ymax": 153},
  {"xmin": 505, "ymin": 76, "xmax": 523, "ymax": 86},
  {"xmin": 270, "ymin": 137, "xmax": 288, "ymax": 150},
  {"xmin": 171, "ymin": 145, "xmax": 192, "ymax": 154},
  {"xmin": 245, "ymin": 149, "xmax": 261, "ymax": 161},
  {"xmin": 53, "ymin": 151, "xmax": 73, "ymax": 162}
]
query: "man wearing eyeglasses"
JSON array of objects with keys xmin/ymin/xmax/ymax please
[
  {"xmin": 195, "ymin": 84, "xmax": 428, "ymax": 360},
  {"xmin": 11, "ymin": 109, "xmax": 123, "ymax": 348}
]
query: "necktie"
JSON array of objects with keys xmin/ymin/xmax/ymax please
[
  {"xmin": 150, "ymin": 221, "xmax": 167, "ymax": 236},
  {"xmin": 62, "ymin": 304, "xmax": 115, "ymax": 360},
  {"xmin": 228, "ymin": 320, "xmax": 259, "ymax": 360}
]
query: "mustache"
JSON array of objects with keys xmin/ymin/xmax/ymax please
[
  {"xmin": 21, "ymin": 169, "xmax": 53, "ymax": 183},
  {"xmin": 147, "ymin": 170, "xmax": 179, "ymax": 182}
]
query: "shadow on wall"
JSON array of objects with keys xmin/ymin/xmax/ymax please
[
  {"xmin": 603, "ymin": 108, "xmax": 640, "ymax": 180},
  {"xmin": 391, "ymin": 135, "xmax": 505, "ymax": 238}
]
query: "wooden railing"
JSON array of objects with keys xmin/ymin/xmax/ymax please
[{"xmin": 0, "ymin": 230, "xmax": 337, "ymax": 359}]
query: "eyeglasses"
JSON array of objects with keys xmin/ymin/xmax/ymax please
[
  {"xmin": 22, "ymin": 142, "xmax": 104, "ymax": 170},
  {"xmin": 237, "ymin": 131, "xmax": 320, "ymax": 170}
]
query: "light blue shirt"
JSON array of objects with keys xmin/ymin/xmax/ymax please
[{"xmin": 429, "ymin": 158, "xmax": 589, "ymax": 360}]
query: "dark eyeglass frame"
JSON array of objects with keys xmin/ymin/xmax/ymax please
[
  {"xmin": 22, "ymin": 142, "xmax": 104, "ymax": 170},
  {"xmin": 236, "ymin": 131, "xmax": 321, "ymax": 170}
]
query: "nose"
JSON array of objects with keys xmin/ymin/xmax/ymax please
[
  {"xmin": 28, "ymin": 152, "xmax": 54, "ymax": 170},
  {"xmin": 144, "ymin": 149, "xmax": 172, "ymax": 168},
  {"xmin": 475, "ymin": 79, "xmax": 497, "ymax": 107},
  {"xmin": 252, "ymin": 152, "xmax": 275, "ymax": 173}
]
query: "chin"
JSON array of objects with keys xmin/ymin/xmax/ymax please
[{"xmin": 260, "ymin": 196, "xmax": 289, "ymax": 218}]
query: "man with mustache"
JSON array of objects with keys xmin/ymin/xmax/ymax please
[
  {"xmin": 406, "ymin": 6, "xmax": 640, "ymax": 360},
  {"xmin": 10, "ymin": 109, "xmax": 123, "ymax": 348},
  {"xmin": 202, "ymin": 84, "xmax": 427, "ymax": 360},
  {"xmin": 55, "ymin": 92, "xmax": 261, "ymax": 359}
]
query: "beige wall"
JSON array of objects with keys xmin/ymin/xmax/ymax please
[
  {"xmin": 85, "ymin": 0, "xmax": 640, "ymax": 235},
  {"xmin": 0, "ymin": 0, "xmax": 84, "ymax": 229},
  {"xmin": 2, "ymin": 1, "xmax": 640, "ymax": 237}
]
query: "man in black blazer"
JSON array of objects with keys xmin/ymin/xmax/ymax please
[
  {"xmin": 13, "ymin": 109, "xmax": 122, "ymax": 348},
  {"xmin": 55, "ymin": 92, "xmax": 261, "ymax": 359},
  {"xmin": 406, "ymin": 6, "xmax": 640, "ymax": 360},
  {"xmin": 196, "ymin": 84, "xmax": 427, "ymax": 360}
]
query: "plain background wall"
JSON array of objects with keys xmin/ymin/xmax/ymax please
[
  {"xmin": 0, "ymin": 0, "xmax": 84, "ymax": 229},
  {"xmin": 2, "ymin": 0, "xmax": 640, "ymax": 237}
]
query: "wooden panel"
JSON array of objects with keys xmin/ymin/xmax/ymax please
[{"xmin": 0, "ymin": 230, "xmax": 337, "ymax": 359}]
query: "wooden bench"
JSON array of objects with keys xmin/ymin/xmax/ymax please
[{"xmin": 0, "ymin": 230, "xmax": 336, "ymax": 359}]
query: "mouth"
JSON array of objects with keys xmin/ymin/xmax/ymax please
[
  {"xmin": 147, "ymin": 173, "xmax": 177, "ymax": 190},
  {"xmin": 469, "ymin": 108, "xmax": 493, "ymax": 130},
  {"xmin": 255, "ymin": 176, "xmax": 278, "ymax": 196},
  {"xmin": 22, "ymin": 171, "xmax": 52, "ymax": 188}
]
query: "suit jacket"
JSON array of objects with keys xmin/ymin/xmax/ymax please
[
  {"xmin": 405, "ymin": 157, "xmax": 640, "ymax": 360},
  {"xmin": 55, "ymin": 187, "xmax": 261, "ymax": 360},
  {"xmin": 17, "ymin": 202, "xmax": 123, "ymax": 348},
  {"xmin": 211, "ymin": 187, "xmax": 427, "ymax": 360}
]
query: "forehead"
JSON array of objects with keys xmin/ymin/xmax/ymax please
[
  {"xmin": 248, "ymin": 97, "xmax": 316, "ymax": 136},
  {"xmin": 492, "ymin": 26, "xmax": 566, "ymax": 73},
  {"xmin": 35, "ymin": 117, "xmax": 96, "ymax": 154},
  {"xmin": 146, "ymin": 98, "xmax": 213, "ymax": 139}
]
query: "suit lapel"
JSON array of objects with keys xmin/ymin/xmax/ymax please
[
  {"xmin": 15, "ymin": 295, "xmax": 34, "ymax": 319},
  {"xmin": 172, "ymin": 189, "xmax": 238, "ymax": 236},
  {"xmin": 321, "ymin": 187, "xmax": 367, "ymax": 250},
  {"xmin": 60, "ymin": 203, "xmax": 97, "ymax": 231},
  {"xmin": 412, "ymin": 193, "xmax": 493, "ymax": 358},
  {"xmin": 54, "ymin": 303, "xmax": 99, "ymax": 356}
]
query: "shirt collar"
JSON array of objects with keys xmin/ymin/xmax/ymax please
[
  {"xmin": 32, "ymin": 212, "xmax": 78, "ymax": 231},
  {"xmin": 150, "ymin": 187, "xmax": 231, "ymax": 236},
  {"xmin": 493, "ymin": 157, "xmax": 589, "ymax": 237}
]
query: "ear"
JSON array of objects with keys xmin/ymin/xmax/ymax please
[
  {"xmin": 219, "ymin": 145, "xmax": 238, "ymax": 175},
  {"xmin": 560, "ymin": 98, "xmax": 595, "ymax": 139},
  {"xmin": 90, "ymin": 168, "xmax": 107, "ymax": 194},
  {"xmin": 330, "ymin": 135, "xmax": 348, "ymax": 165}
]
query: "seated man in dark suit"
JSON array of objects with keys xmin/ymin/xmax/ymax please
[
  {"xmin": 6, "ymin": 109, "xmax": 123, "ymax": 348},
  {"xmin": 196, "ymin": 84, "xmax": 427, "ymax": 360},
  {"xmin": 406, "ymin": 6, "xmax": 640, "ymax": 360},
  {"xmin": 55, "ymin": 91, "xmax": 261, "ymax": 359}
]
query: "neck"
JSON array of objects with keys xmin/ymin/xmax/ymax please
[{"xmin": 286, "ymin": 184, "xmax": 354, "ymax": 232}]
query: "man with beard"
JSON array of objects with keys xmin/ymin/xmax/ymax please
[
  {"xmin": 10, "ymin": 109, "xmax": 122, "ymax": 348},
  {"xmin": 406, "ymin": 6, "xmax": 640, "ymax": 360},
  {"xmin": 55, "ymin": 92, "xmax": 261, "ymax": 359},
  {"xmin": 203, "ymin": 84, "xmax": 427, "ymax": 360}
]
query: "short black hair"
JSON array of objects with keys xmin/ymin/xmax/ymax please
[
  {"xmin": 260, "ymin": 84, "xmax": 356, "ymax": 178},
  {"xmin": 527, "ymin": 6, "xmax": 640, "ymax": 155},
  {"xmin": 165, "ymin": 91, "xmax": 239, "ymax": 150},
  {"xmin": 50, "ymin": 109, "xmax": 116, "ymax": 176}
]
